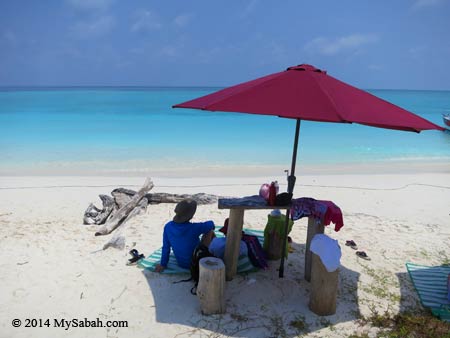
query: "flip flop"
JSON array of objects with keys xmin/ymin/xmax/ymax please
[
  {"xmin": 129, "ymin": 249, "xmax": 139, "ymax": 256},
  {"xmin": 345, "ymin": 240, "xmax": 358, "ymax": 250},
  {"xmin": 127, "ymin": 249, "xmax": 144, "ymax": 265},
  {"xmin": 356, "ymin": 251, "xmax": 371, "ymax": 260},
  {"xmin": 127, "ymin": 253, "xmax": 144, "ymax": 265}
]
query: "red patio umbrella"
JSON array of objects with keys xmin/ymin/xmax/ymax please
[{"xmin": 173, "ymin": 64, "xmax": 444, "ymax": 277}]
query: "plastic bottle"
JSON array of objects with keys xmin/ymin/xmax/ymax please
[{"xmin": 269, "ymin": 182, "xmax": 277, "ymax": 206}]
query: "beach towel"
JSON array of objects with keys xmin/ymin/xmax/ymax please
[
  {"xmin": 139, "ymin": 229, "xmax": 264, "ymax": 274},
  {"xmin": 406, "ymin": 263, "xmax": 450, "ymax": 322},
  {"xmin": 290, "ymin": 198, "xmax": 344, "ymax": 231}
]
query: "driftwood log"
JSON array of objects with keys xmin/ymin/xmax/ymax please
[
  {"xmin": 83, "ymin": 195, "xmax": 115, "ymax": 225},
  {"xmin": 101, "ymin": 197, "xmax": 149, "ymax": 250},
  {"xmin": 110, "ymin": 188, "xmax": 218, "ymax": 205},
  {"xmin": 82, "ymin": 177, "xmax": 221, "ymax": 250},
  {"xmin": 147, "ymin": 192, "xmax": 218, "ymax": 205},
  {"xmin": 84, "ymin": 191, "xmax": 219, "ymax": 227},
  {"xmin": 95, "ymin": 178, "xmax": 154, "ymax": 236}
]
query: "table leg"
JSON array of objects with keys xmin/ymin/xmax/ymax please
[
  {"xmin": 224, "ymin": 209, "xmax": 244, "ymax": 281},
  {"xmin": 305, "ymin": 217, "xmax": 324, "ymax": 282}
]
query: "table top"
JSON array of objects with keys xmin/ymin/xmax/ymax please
[{"xmin": 218, "ymin": 199, "xmax": 290, "ymax": 210}]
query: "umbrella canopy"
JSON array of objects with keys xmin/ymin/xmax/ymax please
[
  {"xmin": 174, "ymin": 64, "xmax": 444, "ymax": 132},
  {"xmin": 173, "ymin": 63, "xmax": 444, "ymax": 278}
]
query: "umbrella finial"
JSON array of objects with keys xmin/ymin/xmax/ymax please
[{"xmin": 287, "ymin": 64, "xmax": 325, "ymax": 73}]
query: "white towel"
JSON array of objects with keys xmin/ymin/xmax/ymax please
[{"xmin": 310, "ymin": 234, "xmax": 341, "ymax": 272}]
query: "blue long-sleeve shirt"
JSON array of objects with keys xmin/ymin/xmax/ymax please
[{"xmin": 160, "ymin": 220, "xmax": 215, "ymax": 269}]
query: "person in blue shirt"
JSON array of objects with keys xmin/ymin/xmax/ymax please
[{"xmin": 155, "ymin": 199, "xmax": 215, "ymax": 272}]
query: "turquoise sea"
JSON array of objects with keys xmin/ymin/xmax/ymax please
[{"xmin": 0, "ymin": 87, "xmax": 449, "ymax": 175}]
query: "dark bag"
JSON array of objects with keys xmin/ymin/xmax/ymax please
[
  {"xmin": 174, "ymin": 243, "xmax": 215, "ymax": 295},
  {"xmin": 275, "ymin": 192, "xmax": 293, "ymax": 206},
  {"xmin": 242, "ymin": 234, "xmax": 269, "ymax": 269},
  {"xmin": 190, "ymin": 244, "xmax": 215, "ymax": 285}
]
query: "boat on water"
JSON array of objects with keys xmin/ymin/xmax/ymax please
[{"xmin": 443, "ymin": 114, "xmax": 450, "ymax": 127}]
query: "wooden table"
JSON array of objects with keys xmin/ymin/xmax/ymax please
[{"xmin": 218, "ymin": 200, "xmax": 325, "ymax": 281}]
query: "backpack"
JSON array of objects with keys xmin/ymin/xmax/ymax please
[
  {"xmin": 190, "ymin": 244, "xmax": 215, "ymax": 283},
  {"xmin": 174, "ymin": 243, "xmax": 215, "ymax": 295}
]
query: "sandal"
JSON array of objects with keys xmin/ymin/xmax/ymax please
[
  {"xmin": 356, "ymin": 251, "xmax": 371, "ymax": 260},
  {"xmin": 345, "ymin": 240, "xmax": 358, "ymax": 250},
  {"xmin": 127, "ymin": 249, "xmax": 144, "ymax": 265}
]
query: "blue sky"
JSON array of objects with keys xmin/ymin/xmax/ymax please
[{"xmin": 0, "ymin": 0, "xmax": 449, "ymax": 89}]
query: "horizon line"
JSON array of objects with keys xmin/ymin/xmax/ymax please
[{"xmin": 1, "ymin": 85, "xmax": 450, "ymax": 92}]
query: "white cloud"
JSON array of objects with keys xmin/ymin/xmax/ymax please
[
  {"xmin": 131, "ymin": 10, "xmax": 162, "ymax": 33},
  {"xmin": 66, "ymin": 0, "xmax": 114, "ymax": 11},
  {"xmin": 411, "ymin": 0, "xmax": 445, "ymax": 10},
  {"xmin": 304, "ymin": 34, "xmax": 378, "ymax": 56},
  {"xmin": 174, "ymin": 13, "xmax": 193, "ymax": 28},
  {"xmin": 70, "ymin": 15, "xmax": 115, "ymax": 39}
]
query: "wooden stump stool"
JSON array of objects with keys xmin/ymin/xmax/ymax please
[
  {"xmin": 197, "ymin": 257, "xmax": 226, "ymax": 315},
  {"xmin": 309, "ymin": 253, "xmax": 339, "ymax": 316}
]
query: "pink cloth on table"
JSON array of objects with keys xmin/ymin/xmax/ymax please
[
  {"xmin": 320, "ymin": 200, "xmax": 344, "ymax": 231},
  {"xmin": 290, "ymin": 198, "xmax": 344, "ymax": 231}
]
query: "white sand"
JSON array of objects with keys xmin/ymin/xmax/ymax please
[{"xmin": 0, "ymin": 172, "xmax": 449, "ymax": 338}]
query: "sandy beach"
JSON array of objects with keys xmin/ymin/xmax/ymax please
[{"xmin": 0, "ymin": 169, "xmax": 449, "ymax": 338}]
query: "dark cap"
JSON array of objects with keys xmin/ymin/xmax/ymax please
[{"xmin": 173, "ymin": 199, "xmax": 197, "ymax": 223}]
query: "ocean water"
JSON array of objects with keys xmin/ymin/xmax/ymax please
[{"xmin": 0, "ymin": 87, "xmax": 449, "ymax": 175}]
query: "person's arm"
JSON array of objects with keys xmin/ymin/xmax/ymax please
[
  {"xmin": 195, "ymin": 220, "xmax": 215, "ymax": 236},
  {"xmin": 156, "ymin": 229, "xmax": 170, "ymax": 272}
]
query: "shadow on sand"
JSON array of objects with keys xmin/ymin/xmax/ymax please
[
  {"xmin": 397, "ymin": 271, "xmax": 424, "ymax": 314},
  {"xmin": 142, "ymin": 241, "xmax": 363, "ymax": 337}
]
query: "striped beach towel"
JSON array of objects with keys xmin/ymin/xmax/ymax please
[
  {"xmin": 138, "ymin": 229, "xmax": 264, "ymax": 274},
  {"xmin": 406, "ymin": 263, "xmax": 450, "ymax": 322}
]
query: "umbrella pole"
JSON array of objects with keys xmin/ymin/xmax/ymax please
[{"xmin": 279, "ymin": 118, "xmax": 301, "ymax": 278}]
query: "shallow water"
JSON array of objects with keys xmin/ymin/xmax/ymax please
[{"xmin": 0, "ymin": 87, "xmax": 449, "ymax": 175}]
